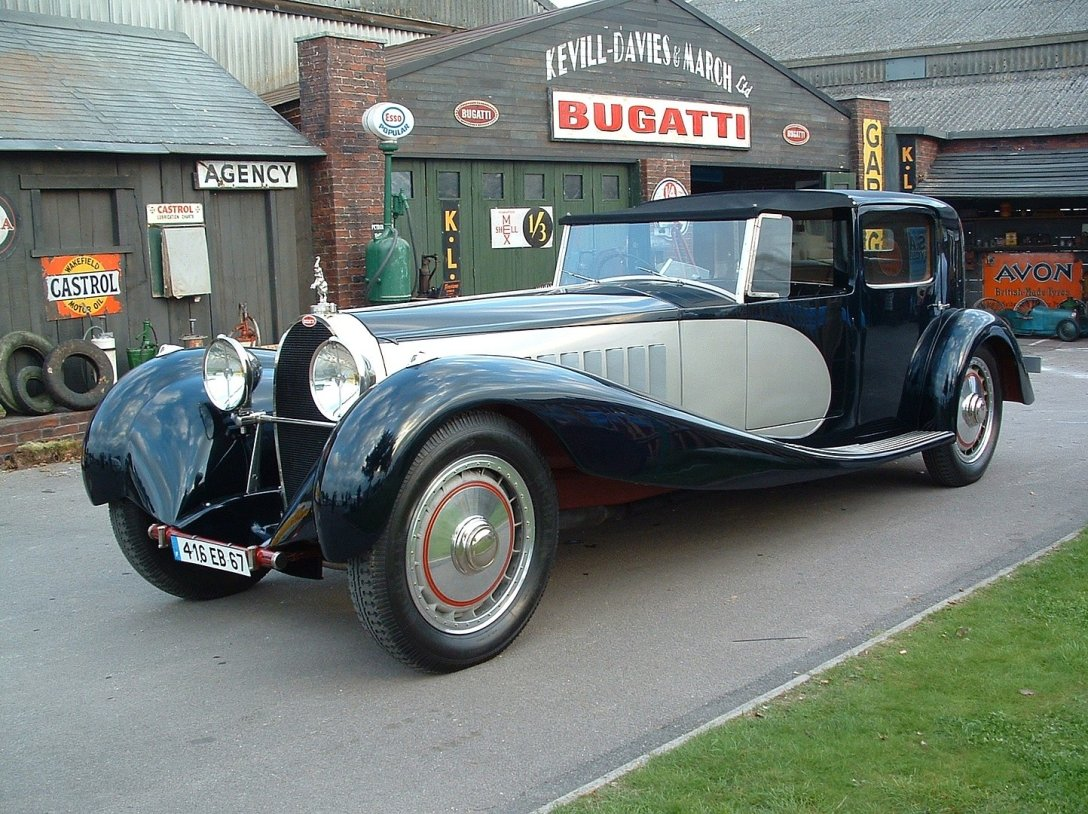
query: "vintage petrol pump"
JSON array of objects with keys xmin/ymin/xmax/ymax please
[{"xmin": 362, "ymin": 102, "xmax": 415, "ymax": 304}]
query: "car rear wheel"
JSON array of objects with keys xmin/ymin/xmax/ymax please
[
  {"xmin": 1056, "ymin": 319, "xmax": 1079, "ymax": 342},
  {"xmin": 109, "ymin": 501, "xmax": 267, "ymax": 600},
  {"xmin": 348, "ymin": 411, "xmax": 558, "ymax": 672},
  {"xmin": 923, "ymin": 347, "xmax": 1002, "ymax": 487}
]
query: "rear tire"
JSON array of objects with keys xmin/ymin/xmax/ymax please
[
  {"xmin": 923, "ymin": 348, "xmax": 1002, "ymax": 487},
  {"xmin": 11, "ymin": 365, "xmax": 54, "ymax": 415},
  {"xmin": 348, "ymin": 411, "xmax": 558, "ymax": 671},
  {"xmin": 0, "ymin": 330, "xmax": 54, "ymax": 413},
  {"xmin": 109, "ymin": 501, "xmax": 267, "ymax": 600},
  {"xmin": 1056, "ymin": 319, "xmax": 1079, "ymax": 342},
  {"xmin": 43, "ymin": 339, "xmax": 114, "ymax": 411}
]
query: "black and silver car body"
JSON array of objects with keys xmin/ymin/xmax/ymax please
[{"xmin": 84, "ymin": 190, "xmax": 1034, "ymax": 670}]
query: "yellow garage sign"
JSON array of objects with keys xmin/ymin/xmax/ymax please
[
  {"xmin": 862, "ymin": 118, "xmax": 884, "ymax": 190},
  {"xmin": 42, "ymin": 254, "xmax": 123, "ymax": 320}
]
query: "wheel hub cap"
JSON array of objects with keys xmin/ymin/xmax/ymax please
[
  {"xmin": 955, "ymin": 365, "xmax": 992, "ymax": 456},
  {"xmin": 451, "ymin": 516, "xmax": 499, "ymax": 574},
  {"xmin": 961, "ymin": 392, "xmax": 987, "ymax": 429}
]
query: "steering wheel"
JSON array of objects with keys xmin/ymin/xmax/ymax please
[{"xmin": 597, "ymin": 249, "xmax": 658, "ymax": 278}]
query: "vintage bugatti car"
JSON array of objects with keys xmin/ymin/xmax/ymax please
[{"xmin": 83, "ymin": 190, "xmax": 1034, "ymax": 671}]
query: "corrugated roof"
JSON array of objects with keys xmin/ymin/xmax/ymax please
[
  {"xmin": 834, "ymin": 68, "xmax": 1088, "ymax": 137},
  {"xmin": 383, "ymin": 4, "xmax": 569, "ymax": 75},
  {"xmin": 384, "ymin": 0, "xmax": 846, "ymax": 112},
  {"xmin": 916, "ymin": 149, "xmax": 1088, "ymax": 198},
  {"xmin": 690, "ymin": 0, "xmax": 1088, "ymax": 63},
  {"xmin": 0, "ymin": 9, "xmax": 323, "ymax": 155}
]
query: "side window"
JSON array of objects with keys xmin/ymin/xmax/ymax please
[
  {"xmin": 861, "ymin": 211, "xmax": 935, "ymax": 287},
  {"xmin": 790, "ymin": 211, "xmax": 852, "ymax": 294},
  {"xmin": 391, "ymin": 170, "xmax": 413, "ymax": 199},
  {"xmin": 749, "ymin": 215, "xmax": 792, "ymax": 298},
  {"xmin": 437, "ymin": 171, "xmax": 460, "ymax": 200},
  {"xmin": 748, "ymin": 211, "xmax": 853, "ymax": 301}
]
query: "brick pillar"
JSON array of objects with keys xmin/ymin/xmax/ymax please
[
  {"xmin": 639, "ymin": 158, "xmax": 692, "ymax": 202},
  {"xmin": 298, "ymin": 35, "xmax": 387, "ymax": 309},
  {"xmin": 914, "ymin": 135, "xmax": 941, "ymax": 185},
  {"xmin": 838, "ymin": 96, "xmax": 891, "ymax": 190}
]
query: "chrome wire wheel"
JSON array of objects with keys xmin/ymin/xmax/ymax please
[
  {"xmin": 923, "ymin": 347, "xmax": 1003, "ymax": 488},
  {"xmin": 348, "ymin": 411, "xmax": 558, "ymax": 671},
  {"xmin": 406, "ymin": 454, "xmax": 536, "ymax": 635},
  {"xmin": 953, "ymin": 355, "xmax": 996, "ymax": 465}
]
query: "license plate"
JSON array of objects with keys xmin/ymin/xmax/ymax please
[{"xmin": 171, "ymin": 534, "xmax": 252, "ymax": 577}]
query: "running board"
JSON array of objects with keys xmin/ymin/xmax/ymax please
[{"xmin": 784, "ymin": 430, "xmax": 954, "ymax": 463}]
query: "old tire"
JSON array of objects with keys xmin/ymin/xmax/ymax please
[
  {"xmin": 109, "ymin": 501, "xmax": 267, "ymax": 600},
  {"xmin": 43, "ymin": 339, "xmax": 115, "ymax": 411},
  {"xmin": 0, "ymin": 330, "xmax": 54, "ymax": 413},
  {"xmin": 1056, "ymin": 319, "xmax": 1079, "ymax": 342},
  {"xmin": 923, "ymin": 347, "xmax": 1002, "ymax": 487},
  {"xmin": 348, "ymin": 411, "xmax": 559, "ymax": 672},
  {"xmin": 11, "ymin": 365, "xmax": 54, "ymax": 416}
]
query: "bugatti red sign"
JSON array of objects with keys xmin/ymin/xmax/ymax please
[
  {"xmin": 782, "ymin": 123, "xmax": 810, "ymax": 145},
  {"xmin": 454, "ymin": 100, "xmax": 499, "ymax": 128},
  {"xmin": 551, "ymin": 90, "xmax": 750, "ymax": 149}
]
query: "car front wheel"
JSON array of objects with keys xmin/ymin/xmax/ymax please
[
  {"xmin": 109, "ymin": 501, "xmax": 268, "ymax": 600},
  {"xmin": 923, "ymin": 347, "xmax": 1002, "ymax": 487},
  {"xmin": 348, "ymin": 411, "xmax": 558, "ymax": 671}
]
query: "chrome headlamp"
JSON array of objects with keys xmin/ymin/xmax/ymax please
[
  {"xmin": 310, "ymin": 337, "xmax": 376, "ymax": 420},
  {"xmin": 203, "ymin": 335, "xmax": 262, "ymax": 412}
]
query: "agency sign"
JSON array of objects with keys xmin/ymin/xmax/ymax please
[
  {"xmin": 194, "ymin": 161, "xmax": 297, "ymax": 190},
  {"xmin": 551, "ymin": 91, "xmax": 749, "ymax": 149}
]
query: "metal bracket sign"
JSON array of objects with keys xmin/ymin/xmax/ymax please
[
  {"xmin": 42, "ymin": 254, "xmax": 123, "ymax": 320},
  {"xmin": 0, "ymin": 193, "xmax": 16, "ymax": 258}
]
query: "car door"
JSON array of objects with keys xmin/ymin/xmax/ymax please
[{"xmin": 856, "ymin": 206, "xmax": 939, "ymax": 433}]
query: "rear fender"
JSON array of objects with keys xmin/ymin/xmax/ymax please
[
  {"xmin": 81, "ymin": 348, "xmax": 278, "ymax": 528},
  {"xmin": 902, "ymin": 308, "xmax": 1034, "ymax": 432}
]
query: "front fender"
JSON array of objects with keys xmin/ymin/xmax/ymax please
[
  {"xmin": 314, "ymin": 356, "xmax": 905, "ymax": 562},
  {"xmin": 902, "ymin": 308, "xmax": 1035, "ymax": 432},
  {"xmin": 81, "ymin": 347, "xmax": 277, "ymax": 526}
]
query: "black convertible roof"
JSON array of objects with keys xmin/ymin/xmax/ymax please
[{"xmin": 561, "ymin": 190, "xmax": 960, "ymax": 226}]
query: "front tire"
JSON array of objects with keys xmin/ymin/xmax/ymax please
[
  {"xmin": 109, "ymin": 501, "xmax": 267, "ymax": 600},
  {"xmin": 348, "ymin": 411, "xmax": 558, "ymax": 671},
  {"xmin": 923, "ymin": 347, "xmax": 1002, "ymax": 487}
]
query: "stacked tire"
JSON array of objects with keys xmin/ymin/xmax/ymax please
[{"xmin": 0, "ymin": 331, "xmax": 114, "ymax": 416}]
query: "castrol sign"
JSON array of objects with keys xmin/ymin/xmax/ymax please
[{"xmin": 550, "ymin": 90, "xmax": 749, "ymax": 149}]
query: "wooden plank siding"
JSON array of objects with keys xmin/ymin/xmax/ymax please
[
  {"xmin": 387, "ymin": 0, "xmax": 851, "ymax": 172},
  {"xmin": 0, "ymin": 153, "xmax": 314, "ymax": 372}
]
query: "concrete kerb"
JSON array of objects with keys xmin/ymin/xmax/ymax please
[{"xmin": 533, "ymin": 528, "xmax": 1082, "ymax": 813}]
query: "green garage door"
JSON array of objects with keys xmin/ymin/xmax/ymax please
[{"xmin": 393, "ymin": 160, "xmax": 633, "ymax": 296}]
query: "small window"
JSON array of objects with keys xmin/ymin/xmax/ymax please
[
  {"xmin": 563, "ymin": 174, "xmax": 584, "ymax": 201},
  {"xmin": 602, "ymin": 175, "xmax": 621, "ymax": 201},
  {"xmin": 437, "ymin": 171, "xmax": 460, "ymax": 200},
  {"xmin": 886, "ymin": 56, "xmax": 926, "ymax": 81},
  {"xmin": 391, "ymin": 170, "xmax": 413, "ymax": 198},
  {"xmin": 483, "ymin": 172, "xmax": 504, "ymax": 200},
  {"xmin": 861, "ymin": 211, "xmax": 935, "ymax": 287},
  {"xmin": 524, "ymin": 173, "xmax": 545, "ymax": 200}
]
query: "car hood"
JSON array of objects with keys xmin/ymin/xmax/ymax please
[{"xmin": 341, "ymin": 287, "xmax": 679, "ymax": 343}]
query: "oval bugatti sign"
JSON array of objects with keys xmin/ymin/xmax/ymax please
[
  {"xmin": 782, "ymin": 123, "xmax": 810, "ymax": 145},
  {"xmin": 454, "ymin": 100, "xmax": 499, "ymax": 128}
]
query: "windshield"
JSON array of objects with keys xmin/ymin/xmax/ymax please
[{"xmin": 556, "ymin": 218, "xmax": 750, "ymax": 297}]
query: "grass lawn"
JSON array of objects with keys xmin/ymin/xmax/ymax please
[{"xmin": 557, "ymin": 529, "xmax": 1088, "ymax": 814}]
